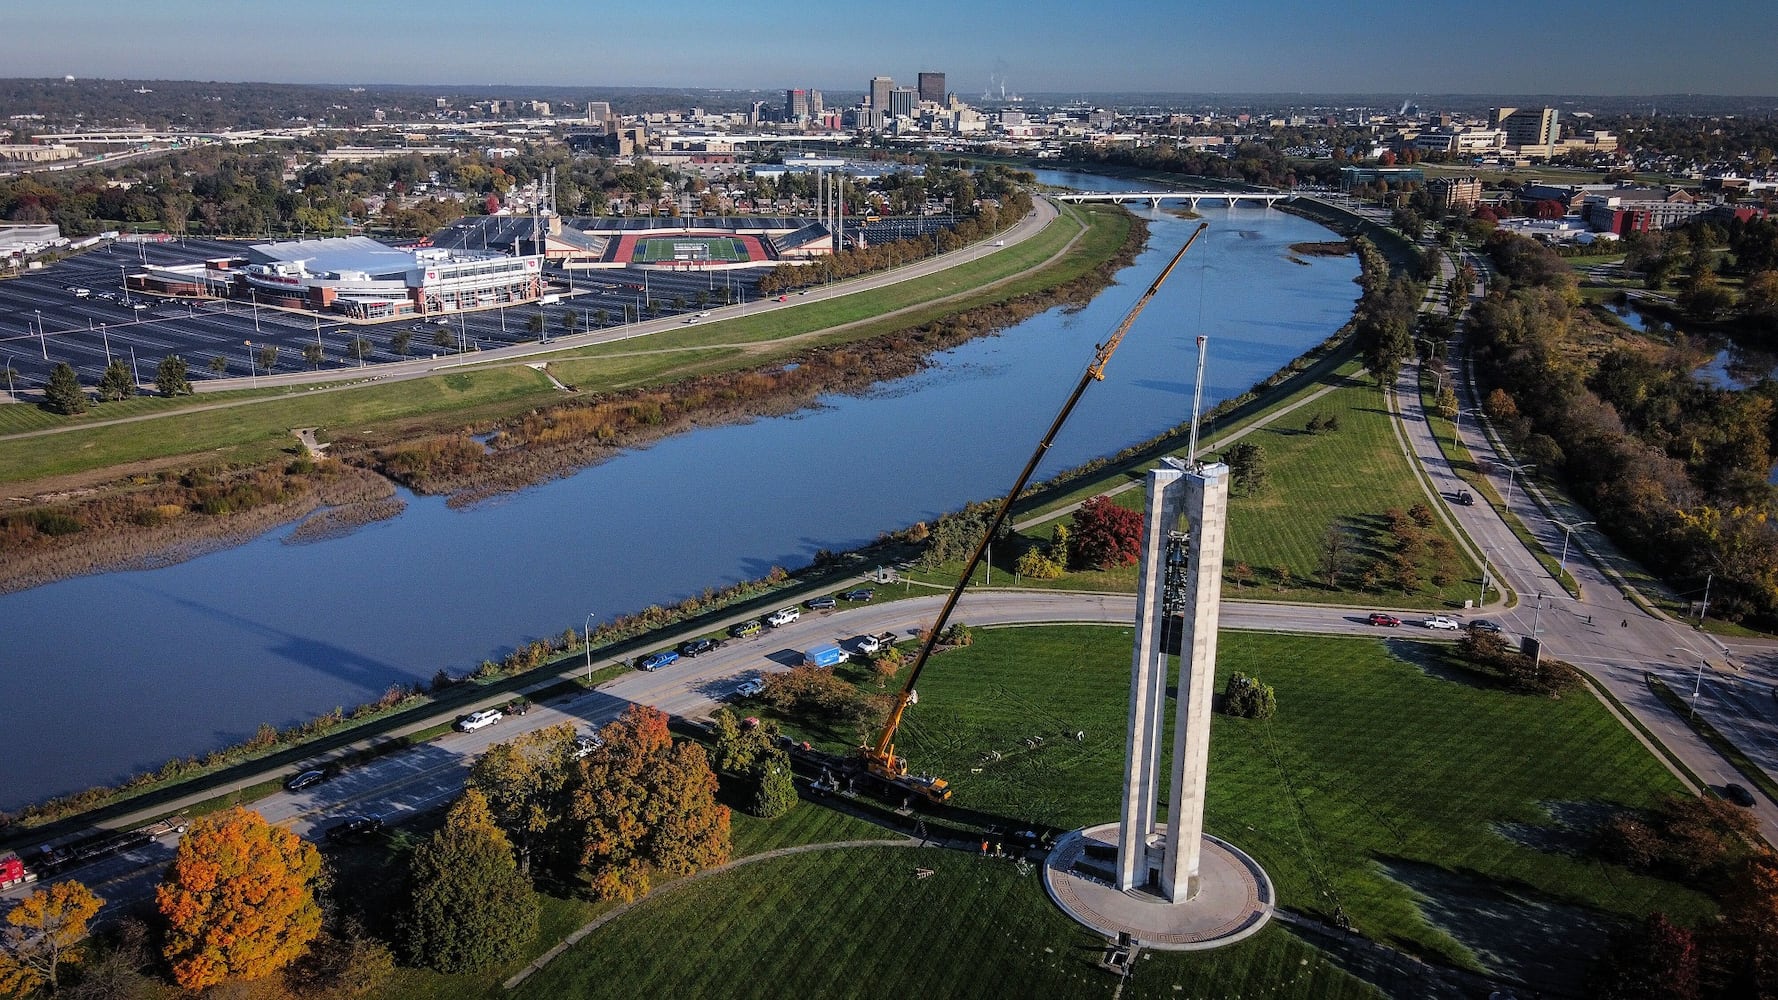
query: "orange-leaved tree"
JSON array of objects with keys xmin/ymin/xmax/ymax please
[
  {"xmin": 156, "ymin": 806, "xmax": 323, "ymax": 990},
  {"xmin": 571, "ymin": 704, "xmax": 729, "ymax": 901},
  {"xmin": 0, "ymin": 879, "xmax": 103, "ymax": 993}
]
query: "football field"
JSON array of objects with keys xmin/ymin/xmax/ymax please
[{"xmin": 631, "ymin": 236, "xmax": 749, "ymax": 263}]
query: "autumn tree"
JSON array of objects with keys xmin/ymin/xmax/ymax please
[
  {"xmin": 467, "ymin": 723, "xmax": 578, "ymax": 874},
  {"xmin": 1590, "ymin": 912, "xmax": 1700, "ymax": 1000},
  {"xmin": 570, "ymin": 705, "xmax": 730, "ymax": 902},
  {"xmin": 156, "ymin": 806, "xmax": 323, "ymax": 991},
  {"xmin": 0, "ymin": 880, "xmax": 103, "ymax": 994},
  {"xmin": 404, "ymin": 788, "xmax": 538, "ymax": 974},
  {"xmin": 1067, "ymin": 495, "xmax": 1144, "ymax": 570}
]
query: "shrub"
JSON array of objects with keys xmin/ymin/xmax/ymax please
[{"xmin": 1223, "ymin": 672, "xmax": 1277, "ymax": 719}]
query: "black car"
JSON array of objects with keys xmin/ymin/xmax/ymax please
[
  {"xmin": 1725, "ymin": 783, "xmax": 1757, "ymax": 807},
  {"xmin": 284, "ymin": 769, "xmax": 327, "ymax": 792},
  {"xmin": 678, "ymin": 638, "xmax": 717, "ymax": 657},
  {"xmin": 806, "ymin": 596, "xmax": 837, "ymax": 610},
  {"xmin": 325, "ymin": 815, "xmax": 383, "ymax": 842},
  {"xmin": 1467, "ymin": 619, "xmax": 1502, "ymax": 633},
  {"xmin": 841, "ymin": 588, "xmax": 876, "ymax": 602}
]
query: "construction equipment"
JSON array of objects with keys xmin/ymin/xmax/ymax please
[{"xmin": 859, "ymin": 222, "xmax": 1210, "ymax": 804}]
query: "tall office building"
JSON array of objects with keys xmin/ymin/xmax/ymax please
[
  {"xmin": 888, "ymin": 87, "xmax": 916, "ymax": 120},
  {"xmin": 1491, "ymin": 107, "xmax": 1560, "ymax": 148},
  {"xmin": 785, "ymin": 89, "xmax": 813, "ymax": 121},
  {"xmin": 917, "ymin": 71, "xmax": 946, "ymax": 104},
  {"xmin": 869, "ymin": 76, "xmax": 894, "ymax": 112}
]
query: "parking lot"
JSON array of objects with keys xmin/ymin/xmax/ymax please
[{"xmin": 0, "ymin": 232, "xmax": 762, "ymax": 395}]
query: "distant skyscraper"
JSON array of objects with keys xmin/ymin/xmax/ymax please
[
  {"xmin": 917, "ymin": 71, "xmax": 945, "ymax": 104},
  {"xmin": 888, "ymin": 87, "xmax": 916, "ymax": 120},
  {"xmin": 1491, "ymin": 107, "xmax": 1560, "ymax": 148},
  {"xmin": 869, "ymin": 76, "xmax": 894, "ymax": 112},
  {"xmin": 786, "ymin": 89, "xmax": 813, "ymax": 121}
]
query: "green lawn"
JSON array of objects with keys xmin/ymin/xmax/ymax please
[
  {"xmin": 889, "ymin": 628, "xmax": 1705, "ymax": 974},
  {"xmin": 510, "ymin": 846, "xmax": 1383, "ymax": 1000},
  {"xmin": 966, "ymin": 370, "xmax": 1485, "ymax": 609}
]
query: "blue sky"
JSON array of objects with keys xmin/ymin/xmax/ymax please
[{"xmin": 7, "ymin": 0, "xmax": 1778, "ymax": 97}]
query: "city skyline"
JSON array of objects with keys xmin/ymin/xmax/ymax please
[{"xmin": 6, "ymin": 0, "xmax": 1778, "ymax": 99}]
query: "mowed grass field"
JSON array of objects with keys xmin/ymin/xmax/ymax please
[
  {"xmin": 948, "ymin": 367, "xmax": 1484, "ymax": 609},
  {"xmin": 630, "ymin": 236, "xmax": 747, "ymax": 263}
]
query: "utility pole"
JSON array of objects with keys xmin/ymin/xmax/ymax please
[{"xmin": 1699, "ymin": 571, "xmax": 1712, "ymax": 628}]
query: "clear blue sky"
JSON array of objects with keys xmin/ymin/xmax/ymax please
[{"xmin": 8, "ymin": 0, "xmax": 1778, "ymax": 97}]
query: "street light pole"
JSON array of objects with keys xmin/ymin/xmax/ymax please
[
  {"xmin": 1502, "ymin": 462, "xmax": 1536, "ymax": 512},
  {"xmin": 585, "ymin": 612, "xmax": 596, "ymax": 683},
  {"xmin": 35, "ymin": 310, "xmax": 45, "ymax": 360},
  {"xmin": 1692, "ymin": 658, "xmax": 1706, "ymax": 718},
  {"xmin": 1553, "ymin": 518, "xmax": 1594, "ymax": 581}
]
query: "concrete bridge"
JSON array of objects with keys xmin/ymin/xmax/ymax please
[{"xmin": 1054, "ymin": 191, "xmax": 1292, "ymax": 210}]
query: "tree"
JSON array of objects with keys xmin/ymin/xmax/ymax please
[
  {"xmin": 303, "ymin": 342, "xmax": 324, "ymax": 368},
  {"xmin": 390, "ymin": 330, "xmax": 411, "ymax": 357},
  {"xmin": 466, "ymin": 723, "xmax": 578, "ymax": 874},
  {"xmin": 403, "ymin": 789, "xmax": 538, "ymax": 974},
  {"xmin": 746, "ymin": 749, "xmax": 799, "ymax": 819},
  {"xmin": 570, "ymin": 705, "xmax": 730, "ymax": 902},
  {"xmin": 708, "ymin": 708, "xmax": 777, "ymax": 775},
  {"xmin": 1223, "ymin": 672, "xmax": 1276, "ymax": 719},
  {"xmin": 1067, "ymin": 495, "xmax": 1144, "ymax": 570},
  {"xmin": 156, "ymin": 806, "xmax": 323, "ymax": 990},
  {"xmin": 1590, "ymin": 912, "xmax": 1699, "ymax": 1000},
  {"xmin": 347, "ymin": 337, "xmax": 372, "ymax": 361},
  {"xmin": 42, "ymin": 362, "xmax": 88, "ymax": 415},
  {"xmin": 527, "ymin": 313, "xmax": 545, "ymax": 334},
  {"xmin": 285, "ymin": 919, "xmax": 394, "ymax": 999},
  {"xmin": 208, "ymin": 354, "xmax": 228, "ymax": 375},
  {"xmin": 96, "ymin": 360, "xmax": 134, "ymax": 402},
  {"xmin": 1319, "ymin": 525, "xmax": 1348, "ymax": 587},
  {"xmin": 256, "ymin": 343, "xmax": 279, "ymax": 372},
  {"xmin": 154, "ymin": 354, "xmax": 192, "ymax": 396},
  {"xmin": 1222, "ymin": 441, "xmax": 1269, "ymax": 497},
  {"xmin": 0, "ymin": 880, "xmax": 104, "ymax": 994}
]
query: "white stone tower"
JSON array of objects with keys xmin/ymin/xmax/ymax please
[{"xmin": 1115, "ymin": 457, "xmax": 1230, "ymax": 901}]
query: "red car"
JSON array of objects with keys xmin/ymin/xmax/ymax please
[{"xmin": 1367, "ymin": 613, "xmax": 1401, "ymax": 627}]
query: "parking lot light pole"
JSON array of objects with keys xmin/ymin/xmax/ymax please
[
  {"xmin": 245, "ymin": 340, "xmax": 257, "ymax": 389},
  {"xmin": 35, "ymin": 310, "xmax": 45, "ymax": 360}
]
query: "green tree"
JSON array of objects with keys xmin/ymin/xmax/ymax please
[
  {"xmin": 593, "ymin": 308, "xmax": 610, "ymax": 327},
  {"xmin": 208, "ymin": 354, "xmax": 229, "ymax": 375},
  {"xmin": 466, "ymin": 723, "xmax": 578, "ymax": 874},
  {"xmin": 42, "ymin": 362, "xmax": 89, "ymax": 414},
  {"xmin": 1222, "ymin": 672, "xmax": 1276, "ymax": 719},
  {"xmin": 347, "ymin": 337, "xmax": 372, "ymax": 361},
  {"xmin": 97, "ymin": 360, "xmax": 134, "ymax": 402},
  {"xmin": 155, "ymin": 354, "xmax": 192, "ymax": 396},
  {"xmin": 302, "ymin": 342, "xmax": 324, "ymax": 368},
  {"xmin": 403, "ymin": 789, "xmax": 539, "ymax": 974},
  {"xmin": 747, "ymin": 749, "xmax": 799, "ymax": 819},
  {"xmin": 527, "ymin": 313, "xmax": 546, "ymax": 334},
  {"xmin": 256, "ymin": 343, "xmax": 279, "ymax": 372},
  {"xmin": 560, "ymin": 311, "xmax": 580, "ymax": 334},
  {"xmin": 1222, "ymin": 441, "xmax": 1269, "ymax": 497},
  {"xmin": 390, "ymin": 330, "xmax": 411, "ymax": 356},
  {"xmin": 708, "ymin": 708, "xmax": 777, "ymax": 775},
  {"xmin": 0, "ymin": 880, "xmax": 104, "ymax": 994},
  {"xmin": 433, "ymin": 327, "xmax": 452, "ymax": 349}
]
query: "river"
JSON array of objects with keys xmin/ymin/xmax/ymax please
[{"xmin": 0, "ymin": 172, "xmax": 1360, "ymax": 810}]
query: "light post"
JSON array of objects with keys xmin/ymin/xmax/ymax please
[
  {"xmin": 251, "ymin": 288, "xmax": 261, "ymax": 334},
  {"xmin": 584, "ymin": 612, "xmax": 596, "ymax": 683},
  {"xmin": 1692, "ymin": 657, "xmax": 1706, "ymax": 718},
  {"xmin": 35, "ymin": 310, "xmax": 45, "ymax": 360},
  {"xmin": 1478, "ymin": 546, "xmax": 1493, "ymax": 607},
  {"xmin": 100, "ymin": 323, "xmax": 111, "ymax": 366},
  {"xmin": 1502, "ymin": 461, "xmax": 1536, "ymax": 512},
  {"xmin": 1552, "ymin": 518, "xmax": 1594, "ymax": 582},
  {"xmin": 1529, "ymin": 591, "xmax": 1545, "ymax": 667},
  {"xmin": 245, "ymin": 340, "xmax": 257, "ymax": 389}
]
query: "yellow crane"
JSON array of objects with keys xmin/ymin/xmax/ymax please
[{"xmin": 861, "ymin": 222, "xmax": 1210, "ymax": 804}]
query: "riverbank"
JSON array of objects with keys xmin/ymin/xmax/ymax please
[{"xmin": 0, "ymin": 205, "xmax": 1139, "ymax": 593}]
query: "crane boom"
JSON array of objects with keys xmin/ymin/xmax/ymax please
[{"xmin": 865, "ymin": 222, "xmax": 1209, "ymax": 796}]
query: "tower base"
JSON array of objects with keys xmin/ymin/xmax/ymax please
[{"xmin": 1042, "ymin": 822, "xmax": 1273, "ymax": 951}]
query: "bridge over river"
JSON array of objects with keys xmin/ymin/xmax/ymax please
[{"xmin": 1054, "ymin": 190, "xmax": 1292, "ymax": 210}]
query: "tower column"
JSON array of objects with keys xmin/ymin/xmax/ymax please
[{"xmin": 1115, "ymin": 465, "xmax": 1183, "ymax": 891}]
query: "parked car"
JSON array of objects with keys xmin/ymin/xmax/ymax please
[
  {"xmin": 639, "ymin": 650, "xmax": 680, "ymax": 671},
  {"xmin": 325, "ymin": 815, "xmax": 383, "ymax": 843},
  {"xmin": 1467, "ymin": 619, "xmax": 1502, "ymax": 633},
  {"xmin": 766, "ymin": 608, "xmax": 800, "ymax": 628},
  {"xmin": 1725, "ymin": 783, "xmax": 1757, "ymax": 807},
  {"xmin": 284, "ymin": 769, "xmax": 328, "ymax": 792},
  {"xmin": 729, "ymin": 620, "xmax": 764, "ymax": 639},
  {"xmin": 734, "ymin": 677, "xmax": 764, "ymax": 698},
  {"xmin": 841, "ymin": 588, "xmax": 876, "ymax": 602},
  {"xmin": 1367, "ymin": 613, "xmax": 1401, "ymax": 627},
  {"xmin": 805, "ymin": 596, "xmax": 837, "ymax": 611},
  {"xmin": 1422, "ymin": 616, "xmax": 1461, "ymax": 631},
  {"xmin": 678, "ymin": 638, "xmax": 717, "ymax": 657},
  {"xmin": 457, "ymin": 709, "xmax": 504, "ymax": 732},
  {"xmin": 854, "ymin": 634, "xmax": 883, "ymax": 655}
]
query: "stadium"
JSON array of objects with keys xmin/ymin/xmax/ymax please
[
  {"xmin": 130, "ymin": 237, "xmax": 544, "ymax": 319},
  {"xmin": 483, "ymin": 215, "xmax": 835, "ymax": 272}
]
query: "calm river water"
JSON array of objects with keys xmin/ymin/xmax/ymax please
[{"xmin": 0, "ymin": 173, "xmax": 1360, "ymax": 809}]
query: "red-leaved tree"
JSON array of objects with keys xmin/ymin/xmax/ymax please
[{"xmin": 1067, "ymin": 495, "xmax": 1145, "ymax": 570}]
